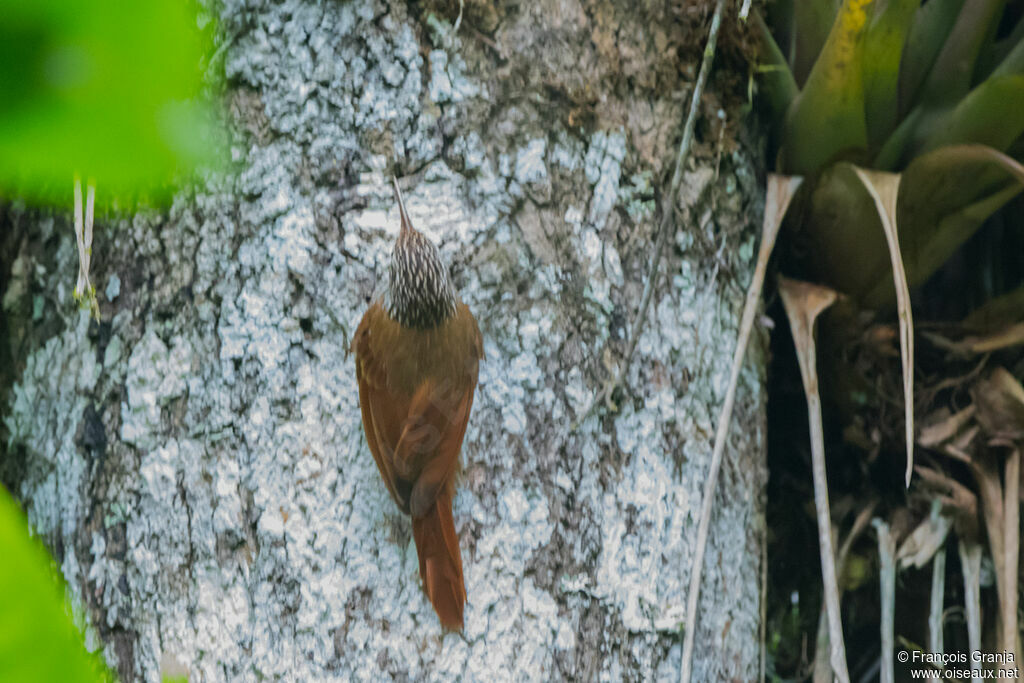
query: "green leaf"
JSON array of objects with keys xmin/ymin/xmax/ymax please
[
  {"xmin": 0, "ymin": 485, "xmax": 113, "ymax": 682},
  {"xmin": 877, "ymin": 74, "xmax": 1024, "ymax": 168},
  {"xmin": 898, "ymin": 0, "xmax": 963, "ymax": 111},
  {"xmin": 917, "ymin": 0, "xmax": 1007, "ymax": 104},
  {"xmin": 918, "ymin": 75, "xmax": 1024, "ymax": 154},
  {"xmin": 781, "ymin": 0, "xmax": 874, "ymax": 175},
  {"xmin": 963, "ymin": 284, "xmax": 1024, "ymax": 330},
  {"xmin": 0, "ymin": 0, "xmax": 222, "ymax": 206},
  {"xmin": 766, "ymin": 0, "xmax": 795, "ymax": 65},
  {"xmin": 873, "ymin": 103, "xmax": 924, "ymax": 170},
  {"xmin": 753, "ymin": 9, "xmax": 799, "ymax": 127},
  {"xmin": 792, "ymin": 0, "xmax": 842, "ymax": 86},
  {"xmin": 976, "ymin": 15, "xmax": 1024, "ymax": 80},
  {"xmin": 987, "ymin": 28, "xmax": 1024, "ymax": 80},
  {"xmin": 863, "ymin": 0, "xmax": 919, "ymax": 145}
]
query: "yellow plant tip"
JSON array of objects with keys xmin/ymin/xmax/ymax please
[
  {"xmin": 851, "ymin": 167, "xmax": 915, "ymax": 488},
  {"xmin": 827, "ymin": 0, "xmax": 874, "ymax": 87},
  {"xmin": 781, "ymin": 0, "xmax": 874, "ymax": 174}
]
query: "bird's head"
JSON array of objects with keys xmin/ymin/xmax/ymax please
[{"xmin": 385, "ymin": 177, "xmax": 457, "ymax": 329}]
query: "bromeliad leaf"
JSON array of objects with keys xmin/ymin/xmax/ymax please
[
  {"xmin": 917, "ymin": 75, "xmax": 1024, "ymax": 155},
  {"xmin": 863, "ymin": 0, "xmax": 918, "ymax": 145},
  {"xmin": 778, "ymin": 276, "xmax": 850, "ymax": 683},
  {"xmin": 851, "ymin": 168, "xmax": 915, "ymax": 486},
  {"xmin": 781, "ymin": 0, "xmax": 874, "ymax": 175},
  {"xmin": 898, "ymin": 0, "xmax": 964, "ymax": 111},
  {"xmin": 753, "ymin": 10, "xmax": 799, "ymax": 127},
  {"xmin": 792, "ymin": 0, "xmax": 842, "ymax": 86},
  {"xmin": 916, "ymin": 0, "xmax": 1007, "ymax": 105},
  {"xmin": 977, "ymin": 14, "xmax": 1024, "ymax": 79},
  {"xmin": 873, "ymin": 145, "xmax": 1024, "ymax": 305},
  {"xmin": 876, "ymin": 74, "xmax": 1024, "ymax": 169},
  {"xmin": 798, "ymin": 162, "xmax": 886, "ymax": 300},
  {"xmin": 875, "ymin": 4, "xmax": 1024, "ymax": 168},
  {"xmin": 963, "ymin": 285, "xmax": 1024, "ymax": 331},
  {"xmin": 798, "ymin": 146, "xmax": 1024, "ymax": 310}
]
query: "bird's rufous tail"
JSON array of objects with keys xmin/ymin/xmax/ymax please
[{"xmin": 411, "ymin": 488, "xmax": 465, "ymax": 630}]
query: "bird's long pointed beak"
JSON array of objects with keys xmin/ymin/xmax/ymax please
[{"xmin": 392, "ymin": 176, "xmax": 413, "ymax": 237}]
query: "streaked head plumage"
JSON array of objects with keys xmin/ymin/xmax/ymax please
[{"xmin": 385, "ymin": 177, "xmax": 457, "ymax": 329}]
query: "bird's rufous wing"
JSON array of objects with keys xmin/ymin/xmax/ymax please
[
  {"xmin": 353, "ymin": 307, "xmax": 411, "ymax": 512},
  {"xmin": 395, "ymin": 380, "xmax": 476, "ymax": 517}
]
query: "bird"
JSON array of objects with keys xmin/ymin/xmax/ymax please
[{"xmin": 351, "ymin": 176, "xmax": 483, "ymax": 631}]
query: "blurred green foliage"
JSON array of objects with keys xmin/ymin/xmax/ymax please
[
  {"xmin": 0, "ymin": 485, "xmax": 113, "ymax": 682},
  {"xmin": 0, "ymin": 0, "xmax": 221, "ymax": 205}
]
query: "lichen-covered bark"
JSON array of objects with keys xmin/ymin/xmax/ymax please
[{"xmin": 2, "ymin": 0, "xmax": 766, "ymax": 680}]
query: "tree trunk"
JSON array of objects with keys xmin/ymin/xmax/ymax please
[{"xmin": 1, "ymin": 0, "xmax": 766, "ymax": 680}]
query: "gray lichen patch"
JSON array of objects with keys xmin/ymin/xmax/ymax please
[
  {"xmin": 6, "ymin": 312, "xmax": 99, "ymax": 532},
  {"xmin": 121, "ymin": 330, "xmax": 193, "ymax": 451},
  {"xmin": 2, "ymin": 0, "xmax": 766, "ymax": 680}
]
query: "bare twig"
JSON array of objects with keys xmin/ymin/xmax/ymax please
[
  {"xmin": 813, "ymin": 502, "xmax": 877, "ymax": 683},
  {"xmin": 1002, "ymin": 447, "xmax": 1020, "ymax": 664},
  {"xmin": 813, "ymin": 599, "xmax": 831, "ymax": 683},
  {"xmin": 632, "ymin": 0, "xmax": 726, "ymax": 397},
  {"xmin": 971, "ymin": 368, "xmax": 1024, "ymax": 663},
  {"xmin": 895, "ymin": 504, "xmax": 950, "ymax": 570},
  {"xmin": 874, "ymin": 518, "xmax": 896, "ymax": 683},
  {"xmin": 779, "ymin": 277, "xmax": 848, "ymax": 683},
  {"xmin": 575, "ymin": 0, "xmax": 728, "ymax": 432},
  {"xmin": 928, "ymin": 548, "xmax": 946, "ymax": 683},
  {"xmin": 681, "ymin": 175, "xmax": 803, "ymax": 682},
  {"xmin": 957, "ymin": 538, "xmax": 983, "ymax": 683},
  {"xmin": 453, "ymin": 0, "xmax": 464, "ymax": 33},
  {"xmin": 970, "ymin": 454, "xmax": 1006, "ymax": 613},
  {"xmin": 918, "ymin": 405, "xmax": 977, "ymax": 449}
]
